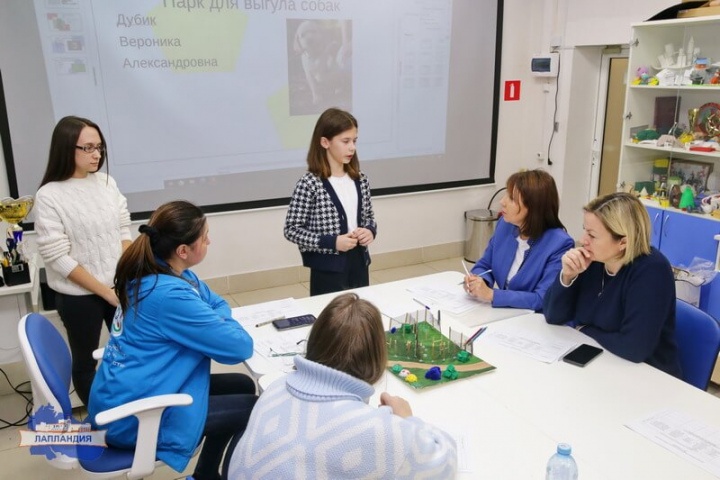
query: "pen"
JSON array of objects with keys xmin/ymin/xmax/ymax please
[
  {"xmin": 465, "ymin": 326, "xmax": 487, "ymax": 346},
  {"xmin": 255, "ymin": 316, "xmax": 286, "ymax": 328},
  {"xmin": 459, "ymin": 262, "xmax": 492, "ymax": 285},
  {"xmin": 413, "ymin": 298, "xmax": 431, "ymax": 310}
]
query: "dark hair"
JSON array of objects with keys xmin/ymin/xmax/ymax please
[
  {"xmin": 40, "ymin": 116, "xmax": 107, "ymax": 187},
  {"xmin": 114, "ymin": 200, "xmax": 207, "ymax": 313},
  {"xmin": 305, "ymin": 293, "xmax": 387, "ymax": 384},
  {"xmin": 307, "ymin": 108, "xmax": 360, "ymax": 180},
  {"xmin": 506, "ymin": 169, "xmax": 565, "ymax": 239}
]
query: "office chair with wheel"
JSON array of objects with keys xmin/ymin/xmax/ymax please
[
  {"xmin": 18, "ymin": 312, "xmax": 193, "ymax": 479},
  {"xmin": 675, "ymin": 299, "xmax": 720, "ymax": 390}
]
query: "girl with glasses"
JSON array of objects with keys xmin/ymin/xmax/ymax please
[{"xmin": 34, "ymin": 116, "xmax": 131, "ymax": 406}]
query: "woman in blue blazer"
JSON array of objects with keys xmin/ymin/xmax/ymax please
[{"xmin": 464, "ymin": 170, "xmax": 574, "ymax": 311}]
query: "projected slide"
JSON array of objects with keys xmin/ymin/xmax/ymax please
[{"xmin": 32, "ymin": 0, "xmax": 452, "ymax": 195}]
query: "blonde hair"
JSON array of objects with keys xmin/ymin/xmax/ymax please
[
  {"xmin": 305, "ymin": 293, "xmax": 387, "ymax": 384},
  {"xmin": 584, "ymin": 192, "xmax": 651, "ymax": 265}
]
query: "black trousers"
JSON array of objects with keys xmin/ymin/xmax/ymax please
[
  {"xmin": 55, "ymin": 293, "xmax": 115, "ymax": 407},
  {"xmin": 310, "ymin": 247, "xmax": 369, "ymax": 296},
  {"xmin": 195, "ymin": 373, "xmax": 258, "ymax": 480}
]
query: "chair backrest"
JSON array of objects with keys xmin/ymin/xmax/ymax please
[
  {"xmin": 17, "ymin": 313, "xmax": 79, "ymax": 469},
  {"xmin": 675, "ymin": 299, "xmax": 720, "ymax": 390},
  {"xmin": 18, "ymin": 313, "xmax": 74, "ymax": 417}
]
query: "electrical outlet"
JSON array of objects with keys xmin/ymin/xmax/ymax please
[{"xmin": 536, "ymin": 152, "xmax": 544, "ymax": 161}]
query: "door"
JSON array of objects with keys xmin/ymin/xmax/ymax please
[{"xmin": 589, "ymin": 49, "xmax": 629, "ymax": 198}]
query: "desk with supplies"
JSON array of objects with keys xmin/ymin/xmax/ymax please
[{"xmin": 233, "ymin": 271, "xmax": 720, "ymax": 479}]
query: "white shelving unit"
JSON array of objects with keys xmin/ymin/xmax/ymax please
[{"xmin": 618, "ymin": 15, "xmax": 720, "ymax": 192}]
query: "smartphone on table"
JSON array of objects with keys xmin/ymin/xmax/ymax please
[
  {"xmin": 562, "ymin": 344, "xmax": 603, "ymax": 367},
  {"xmin": 273, "ymin": 314, "xmax": 316, "ymax": 331}
]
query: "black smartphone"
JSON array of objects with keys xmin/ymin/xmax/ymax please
[
  {"xmin": 273, "ymin": 314, "xmax": 316, "ymax": 331},
  {"xmin": 562, "ymin": 344, "xmax": 603, "ymax": 367}
]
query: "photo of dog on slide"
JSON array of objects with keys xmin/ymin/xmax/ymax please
[{"xmin": 287, "ymin": 19, "xmax": 352, "ymax": 115}]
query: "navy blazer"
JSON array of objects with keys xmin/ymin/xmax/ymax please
[{"xmin": 471, "ymin": 217, "xmax": 574, "ymax": 311}]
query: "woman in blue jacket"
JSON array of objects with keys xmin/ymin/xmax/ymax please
[
  {"xmin": 88, "ymin": 201, "xmax": 257, "ymax": 480},
  {"xmin": 464, "ymin": 170, "xmax": 574, "ymax": 311}
]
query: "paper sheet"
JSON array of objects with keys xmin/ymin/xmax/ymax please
[
  {"xmin": 406, "ymin": 285, "xmax": 479, "ymax": 315},
  {"xmin": 231, "ymin": 298, "xmax": 304, "ymax": 328},
  {"xmin": 477, "ymin": 326, "xmax": 577, "ymax": 363},
  {"xmin": 626, "ymin": 408, "xmax": 720, "ymax": 477},
  {"xmin": 435, "ymin": 424, "xmax": 475, "ymax": 473}
]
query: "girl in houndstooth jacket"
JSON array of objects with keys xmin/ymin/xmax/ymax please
[{"xmin": 284, "ymin": 108, "xmax": 377, "ymax": 296}]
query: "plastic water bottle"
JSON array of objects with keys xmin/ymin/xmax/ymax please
[{"xmin": 546, "ymin": 443, "xmax": 578, "ymax": 480}]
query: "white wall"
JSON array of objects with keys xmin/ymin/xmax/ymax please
[{"xmin": 0, "ymin": 0, "xmax": 681, "ymax": 280}]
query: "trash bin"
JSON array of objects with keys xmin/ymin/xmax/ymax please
[{"xmin": 464, "ymin": 209, "xmax": 499, "ymax": 263}]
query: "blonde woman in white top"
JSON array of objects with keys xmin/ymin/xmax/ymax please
[{"xmin": 35, "ymin": 116, "xmax": 131, "ymax": 406}]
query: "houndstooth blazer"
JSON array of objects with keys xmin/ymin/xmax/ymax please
[{"xmin": 284, "ymin": 171, "xmax": 377, "ymax": 272}]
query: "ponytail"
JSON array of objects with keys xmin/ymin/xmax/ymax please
[{"xmin": 114, "ymin": 201, "xmax": 206, "ymax": 313}]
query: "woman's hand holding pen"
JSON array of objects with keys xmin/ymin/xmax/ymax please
[
  {"xmin": 464, "ymin": 275, "xmax": 494, "ymax": 302},
  {"xmin": 336, "ymin": 233, "xmax": 358, "ymax": 252},
  {"xmin": 561, "ymin": 247, "xmax": 592, "ymax": 285}
]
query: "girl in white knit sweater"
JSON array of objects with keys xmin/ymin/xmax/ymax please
[
  {"xmin": 34, "ymin": 116, "xmax": 132, "ymax": 406},
  {"xmin": 227, "ymin": 293, "xmax": 457, "ymax": 479}
]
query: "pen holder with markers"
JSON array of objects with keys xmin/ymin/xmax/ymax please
[{"xmin": 2, "ymin": 261, "xmax": 30, "ymax": 286}]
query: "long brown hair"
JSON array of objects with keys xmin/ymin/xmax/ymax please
[
  {"xmin": 40, "ymin": 116, "xmax": 107, "ymax": 186},
  {"xmin": 114, "ymin": 201, "xmax": 207, "ymax": 313},
  {"xmin": 506, "ymin": 169, "xmax": 565, "ymax": 239},
  {"xmin": 306, "ymin": 108, "xmax": 360, "ymax": 180},
  {"xmin": 306, "ymin": 293, "xmax": 387, "ymax": 384}
]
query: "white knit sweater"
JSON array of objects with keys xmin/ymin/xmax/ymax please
[{"xmin": 34, "ymin": 173, "xmax": 132, "ymax": 296}]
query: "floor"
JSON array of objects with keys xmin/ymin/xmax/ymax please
[
  {"xmin": 2, "ymin": 255, "xmax": 719, "ymax": 479},
  {"xmin": 0, "ymin": 256, "xmax": 467, "ymax": 479}
]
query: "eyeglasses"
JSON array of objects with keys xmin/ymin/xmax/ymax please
[{"xmin": 75, "ymin": 144, "xmax": 105, "ymax": 154}]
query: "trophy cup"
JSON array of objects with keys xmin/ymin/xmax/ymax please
[{"xmin": 0, "ymin": 196, "xmax": 34, "ymax": 285}]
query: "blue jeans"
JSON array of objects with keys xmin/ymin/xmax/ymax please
[{"xmin": 193, "ymin": 373, "xmax": 257, "ymax": 480}]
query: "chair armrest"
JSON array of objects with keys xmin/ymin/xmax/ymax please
[
  {"xmin": 95, "ymin": 394, "xmax": 193, "ymax": 480},
  {"xmin": 92, "ymin": 347, "xmax": 104, "ymax": 360},
  {"xmin": 94, "ymin": 393, "xmax": 192, "ymax": 425}
]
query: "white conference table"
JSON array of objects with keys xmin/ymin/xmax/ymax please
[{"xmin": 235, "ymin": 271, "xmax": 720, "ymax": 480}]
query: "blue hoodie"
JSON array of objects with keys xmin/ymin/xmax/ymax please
[{"xmin": 88, "ymin": 269, "xmax": 253, "ymax": 472}]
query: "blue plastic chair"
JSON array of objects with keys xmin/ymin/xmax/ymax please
[
  {"xmin": 18, "ymin": 313, "xmax": 192, "ymax": 479},
  {"xmin": 675, "ymin": 299, "xmax": 720, "ymax": 390}
]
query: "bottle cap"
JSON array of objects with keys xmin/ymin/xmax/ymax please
[{"xmin": 557, "ymin": 443, "xmax": 572, "ymax": 455}]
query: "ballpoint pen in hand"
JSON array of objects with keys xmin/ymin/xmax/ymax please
[{"xmin": 460, "ymin": 260, "xmax": 492, "ymax": 286}]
